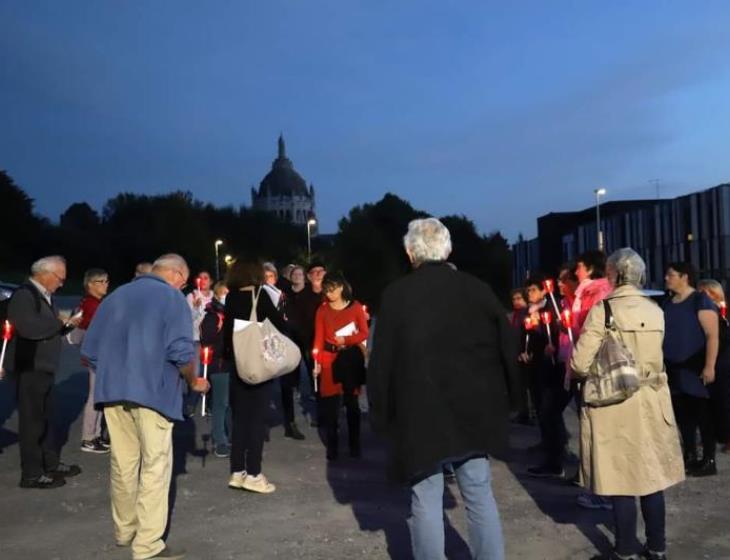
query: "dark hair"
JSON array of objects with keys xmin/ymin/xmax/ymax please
[
  {"xmin": 559, "ymin": 263, "xmax": 578, "ymax": 283},
  {"xmin": 197, "ymin": 270, "xmax": 211, "ymax": 278},
  {"xmin": 524, "ymin": 273, "xmax": 547, "ymax": 290},
  {"xmin": 225, "ymin": 260, "xmax": 263, "ymax": 290},
  {"xmin": 667, "ymin": 261, "xmax": 697, "ymax": 287},
  {"xmin": 306, "ymin": 260, "xmax": 327, "ymax": 273},
  {"xmin": 510, "ymin": 288, "xmax": 526, "ymax": 300},
  {"xmin": 322, "ymin": 271, "xmax": 353, "ymax": 301},
  {"xmin": 576, "ymin": 250, "xmax": 606, "ymax": 279}
]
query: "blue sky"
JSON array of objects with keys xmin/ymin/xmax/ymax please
[{"xmin": 2, "ymin": 1, "xmax": 729, "ymax": 240}]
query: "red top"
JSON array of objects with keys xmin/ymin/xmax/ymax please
[
  {"xmin": 78, "ymin": 295, "xmax": 102, "ymax": 330},
  {"xmin": 312, "ymin": 301, "xmax": 369, "ymax": 397}
]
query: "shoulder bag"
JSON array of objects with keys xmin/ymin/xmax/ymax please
[{"xmin": 233, "ymin": 287, "xmax": 301, "ymax": 385}]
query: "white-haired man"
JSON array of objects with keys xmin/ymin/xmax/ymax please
[
  {"xmin": 368, "ymin": 218, "xmax": 518, "ymax": 560},
  {"xmin": 8, "ymin": 255, "xmax": 83, "ymax": 489},
  {"xmin": 82, "ymin": 254, "xmax": 209, "ymax": 560}
]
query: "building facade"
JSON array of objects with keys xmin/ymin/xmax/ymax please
[
  {"xmin": 251, "ymin": 135, "xmax": 316, "ymax": 225},
  {"xmin": 513, "ymin": 183, "xmax": 730, "ymax": 289}
]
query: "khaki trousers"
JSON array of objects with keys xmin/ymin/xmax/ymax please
[{"xmin": 105, "ymin": 403, "xmax": 173, "ymax": 560}]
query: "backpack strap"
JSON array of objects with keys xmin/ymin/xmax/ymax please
[{"xmin": 248, "ymin": 286, "xmax": 262, "ymax": 323}]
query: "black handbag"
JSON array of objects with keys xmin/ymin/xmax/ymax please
[{"xmin": 332, "ymin": 345, "xmax": 366, "ymax": 394}]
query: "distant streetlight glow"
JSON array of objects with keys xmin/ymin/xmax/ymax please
[
  {"xmin": 214, "ymin": 239, "xmax": 224, "ymax": 280},
  {"xmin": 307, "ymin": 218, "xmax": 317, "ymax": 261},
  {"xmin": 594, "ymin": 188, "xmax": 607, "ymax": 251}
]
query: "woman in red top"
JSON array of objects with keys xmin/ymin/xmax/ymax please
[
  {"xmin": 313, "ymin": 272, "xmax": 369, "ymax": 460},
  {"xmin": 78, "ymin": 268, "xmax": 110, "ymax": 454}
]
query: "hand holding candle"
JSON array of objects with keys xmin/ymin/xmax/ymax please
[
  {"xmin": 200, "ymin": 346, "xmax": 213, "ymax": 416},
  {"xmin": 0, "ymin": 320, "xmax": 15, "ymax": 379}
]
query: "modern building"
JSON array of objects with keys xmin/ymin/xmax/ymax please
[
  {"xmin": 513, "ymin": 183, "xmax": 730, "ymax": 289},
  {"xmin": 251, "ymin": 135, "xmax": 317, "ymax": 226}
]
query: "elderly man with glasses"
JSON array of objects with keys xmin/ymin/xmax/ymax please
[
  {"xmin": 82, "ymin": 253, "xmax": 209, "ymax": 560},
  {"xmin": 7, "ymin": 255, "xmax": 83, "ymax": 489}
]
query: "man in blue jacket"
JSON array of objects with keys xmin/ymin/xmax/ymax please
[{"xmin": 82, "ymin": 254, "xmax": 209, "ymax": 560}]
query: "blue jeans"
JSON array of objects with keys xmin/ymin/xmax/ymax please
[
  {"xmin": 612, "ymin": 492, "xmax": 665, "ymax": 556},
  {"xmin": 210, "ymin": 372, "xmax": 230, "ymax": 447},
  {"xmin": 408, "ymin": 456, "xmax": 504, "ymax": 560}
]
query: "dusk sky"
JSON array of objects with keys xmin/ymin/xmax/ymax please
[{"xmin": 2, "ymin": 1, "xmax": 730, "ymax": 241}]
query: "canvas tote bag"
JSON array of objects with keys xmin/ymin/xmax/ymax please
[{"xmin": 233, "ymin": 287, "xmax": 301, "ymax": 384}]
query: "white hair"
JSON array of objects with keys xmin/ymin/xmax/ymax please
[
  {"xmin": 403, "ymin": 218, "xmax": 452, "ymax": 265},
  {"xmin": 152, "ymin": 253, "xmax": 188, "ymax": 275},
  {"xmin": 262, "ymin": 261, "xmax": 278, "ymax": 275},
  {"xmin": 31, "ymin": 255, "xmax": 66, "ymax": 275},
  {"xmin": 607, "ymin": 248, "xmax": 646, "ymax": 288}
]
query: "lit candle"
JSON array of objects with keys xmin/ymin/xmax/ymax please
[
  {"xmin": 541, "ymin": 311, "xmax": 555, "ymax": 364},
  {"xmin": 312, "ymin": 348, "xmax": 319, "ymax": 393},
  {"xmin": 720, "ymin": 301, "xmax": 727, "ymax": 320},
  {"xmin": 523, "ymin": 317, "xmax": 533, "ymax": 354},
  {"xmin": 542, "ymin": 278, "xmax": 561, "ymax": 317},
  {"xmin": 200, "ymin": 346, "xmax": 213, "ymax": 417},
  {"xmin": 0, "ymin": 320, "xmax": 15, "ymax": 379},
  {"xmin": 561, "ymin": 309, "xmax": 574, "ymax": 345}
]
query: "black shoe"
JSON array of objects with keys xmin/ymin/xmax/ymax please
[
  {"xmin": 687, "ymin": 457, "xmax": 717, "ymax": 477},
  {"xmin": 81, "ymin": 439, "xmax": 110, "ymax": 454},
  {"xmin": 641, "ymin": 548, "xmax": 667, "ymax": 560},
  {"xmin": 98, "ymin": 436, "xmax": 111, "ymax": 449},
  {"xmin": 48, "ymin": 463, "xmax": 82, "ymax": 478},
  {"xmin": 19, "ymin": 474, "xmax": 66, "ymax": 489},
  {"xmin": 527, "ymin": 442, "xmax": 545, "ymax": 453},
  {"xmin": 284, "ymin": 422, "xmax": 305, "ymax": 440},
  {"xmin": 149, "ymin": 546, "xmax": 186, "ymax": 559},
  {"xmin": 683, "ymin": 451, "xmax": 700, "ymax": 474},
  {"xmin": 326, "ymin": 447, "xmax": 339, "ymax": 461},
  {"xmin": 527, "ymin": 464, "xmax": 565, "ymax": 479}
]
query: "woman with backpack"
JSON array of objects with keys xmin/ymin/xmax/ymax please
[
  {"xmin": 663, "ymin": 262, "xmax": 719, "ymax": 477},
  {"xmin": 200, "ymin": 281, "xmax": 231, "ymax": 458},
  {"xmin": 571, "ymin": 248, "xmax": 684, "ymax": 560}
]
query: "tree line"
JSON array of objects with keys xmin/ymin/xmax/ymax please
[{"xmin": 0, "ymin": 170, "xmax": 512, "ymax": 310}]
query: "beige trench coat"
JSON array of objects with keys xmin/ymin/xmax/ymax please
[{"xmin": 570, "ymin": 284, "xmax": 685, "ymax": 496}]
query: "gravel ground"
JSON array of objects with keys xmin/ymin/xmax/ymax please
[{"xmin": 0, "ymin": 340, "xmax": 729, "ymax": 560}]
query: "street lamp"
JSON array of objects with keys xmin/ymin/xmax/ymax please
[
  {"xmin": 214, "ymin": 239, "xmax": 223, "ymax": 280},
  {"xmin": 594, "ymin": 188, "xmax": 607, "ymax": 251},
  {"xmin": 306, "ymin": 218, "xmax": 317, "ymax": 261},
  {"xmin": 224, "ymin": 255, "xmax": 233, "ymax": 268}
]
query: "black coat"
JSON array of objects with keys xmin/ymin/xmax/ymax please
[{"xmin": 367, "ymin": 262, "xmax": 519, "ymax": 483}]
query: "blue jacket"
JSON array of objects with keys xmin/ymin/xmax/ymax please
[{"xmin": 81, "ymin": 274, "xmax": 195, "ymax": 421}]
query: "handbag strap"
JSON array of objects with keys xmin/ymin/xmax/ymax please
[
  {"xmin": 245, "ymin": 286, "xmax": 262, "ymax": 323},
  {"xmin": 603, "ymin": 299, "xmax": 614, "ymax": 330}
]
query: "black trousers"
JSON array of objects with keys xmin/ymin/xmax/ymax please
[
  {"xmin": 673, "ymin": 392, "xmax": 715, "ymax": 460},
  {"xmin": 17, "ymin": 370, "xmax": 60, "ymax": 479},
  {"xmin": 229, "ymin": 374, "xmax": 272, "ymax": 476},
  {"xmin": 538, "ymin": 361, "xmax": 572, "ymax": 469},
  {"xmin": 709, "ymin": 366, "xmax": 730, "ymax": 444},
  {"xmin": 612, "ymin": 492, "xmax": 666, "ymax": 555},
  {"xmin": 279, "ymin": 365, "xmax": 300, "ymax": 425},
  {"xmin": 515, "ymin": 362, "xmax": 534, "ymax": 419},
  {"xmin": 320, "ymin": 393, "xmax": 360, "ymax": 456}
]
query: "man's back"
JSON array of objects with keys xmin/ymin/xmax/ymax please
[
  {"xmin": 81, "ymin": 274, "xmax": 194, "ymax": 421},
  {"xmin": 368, "ymin": 261, "xmax": 516, "ymax": 483}
]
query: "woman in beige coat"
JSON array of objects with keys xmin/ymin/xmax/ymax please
[{"xmin": 571, "ymin": 248, "xmax": 684, "ymax": 560}]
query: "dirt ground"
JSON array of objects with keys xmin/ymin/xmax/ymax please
[{"xmin": 1, "ymin": 341, "xmax": 728, "ymax": 560}]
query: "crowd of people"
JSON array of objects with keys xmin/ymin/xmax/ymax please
[{"xmin": 2, "ymin": 216, "xmax": 728, "ymax": 560}]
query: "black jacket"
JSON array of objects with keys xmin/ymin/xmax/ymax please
[
  {"xmin": 7, "ymin": 282, "xmax": 67, "ymax": 373},
  {"xmin": 200, "ymin": 299, "xmax": 229, "ymax": 375},
  {"xmin": 367, "ymin": 262, "xmax": 518, "ymax": 483}
]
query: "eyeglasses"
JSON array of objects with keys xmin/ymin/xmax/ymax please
[
  {"xmin": 50, "ymin": 271, "xmax": 66, "ymax": 284},
  {"xmin": 92, "ymin": 279, "xmax": 109, "ymax": 284}
]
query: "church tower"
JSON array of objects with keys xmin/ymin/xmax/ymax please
[{"xmin": 251, "ymin": 135, "xmax": 316, "ymax": 225}]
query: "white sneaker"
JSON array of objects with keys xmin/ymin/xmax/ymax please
[
  {"xmin": 242, "ymin": 473, "xmax": 276, "ymax": 494},
  {"xmin": 228, "ymin": 471, "xmax": 247, "ymax": 490}
]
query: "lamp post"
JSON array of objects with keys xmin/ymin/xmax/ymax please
[
  {"xmin": 306, "ymin": 218, "xmax": 317, "ymax": 261},
  {"xmin": 594, "ymin": 188, "xmax": 607, "ymax": 251},
  {"xmin": 224, "ymin": 255, "xmax": 233, "ymax": 268},
  {"xmin": 214, "ymin": 239, "xmax": 223, "ymax": 280}
]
